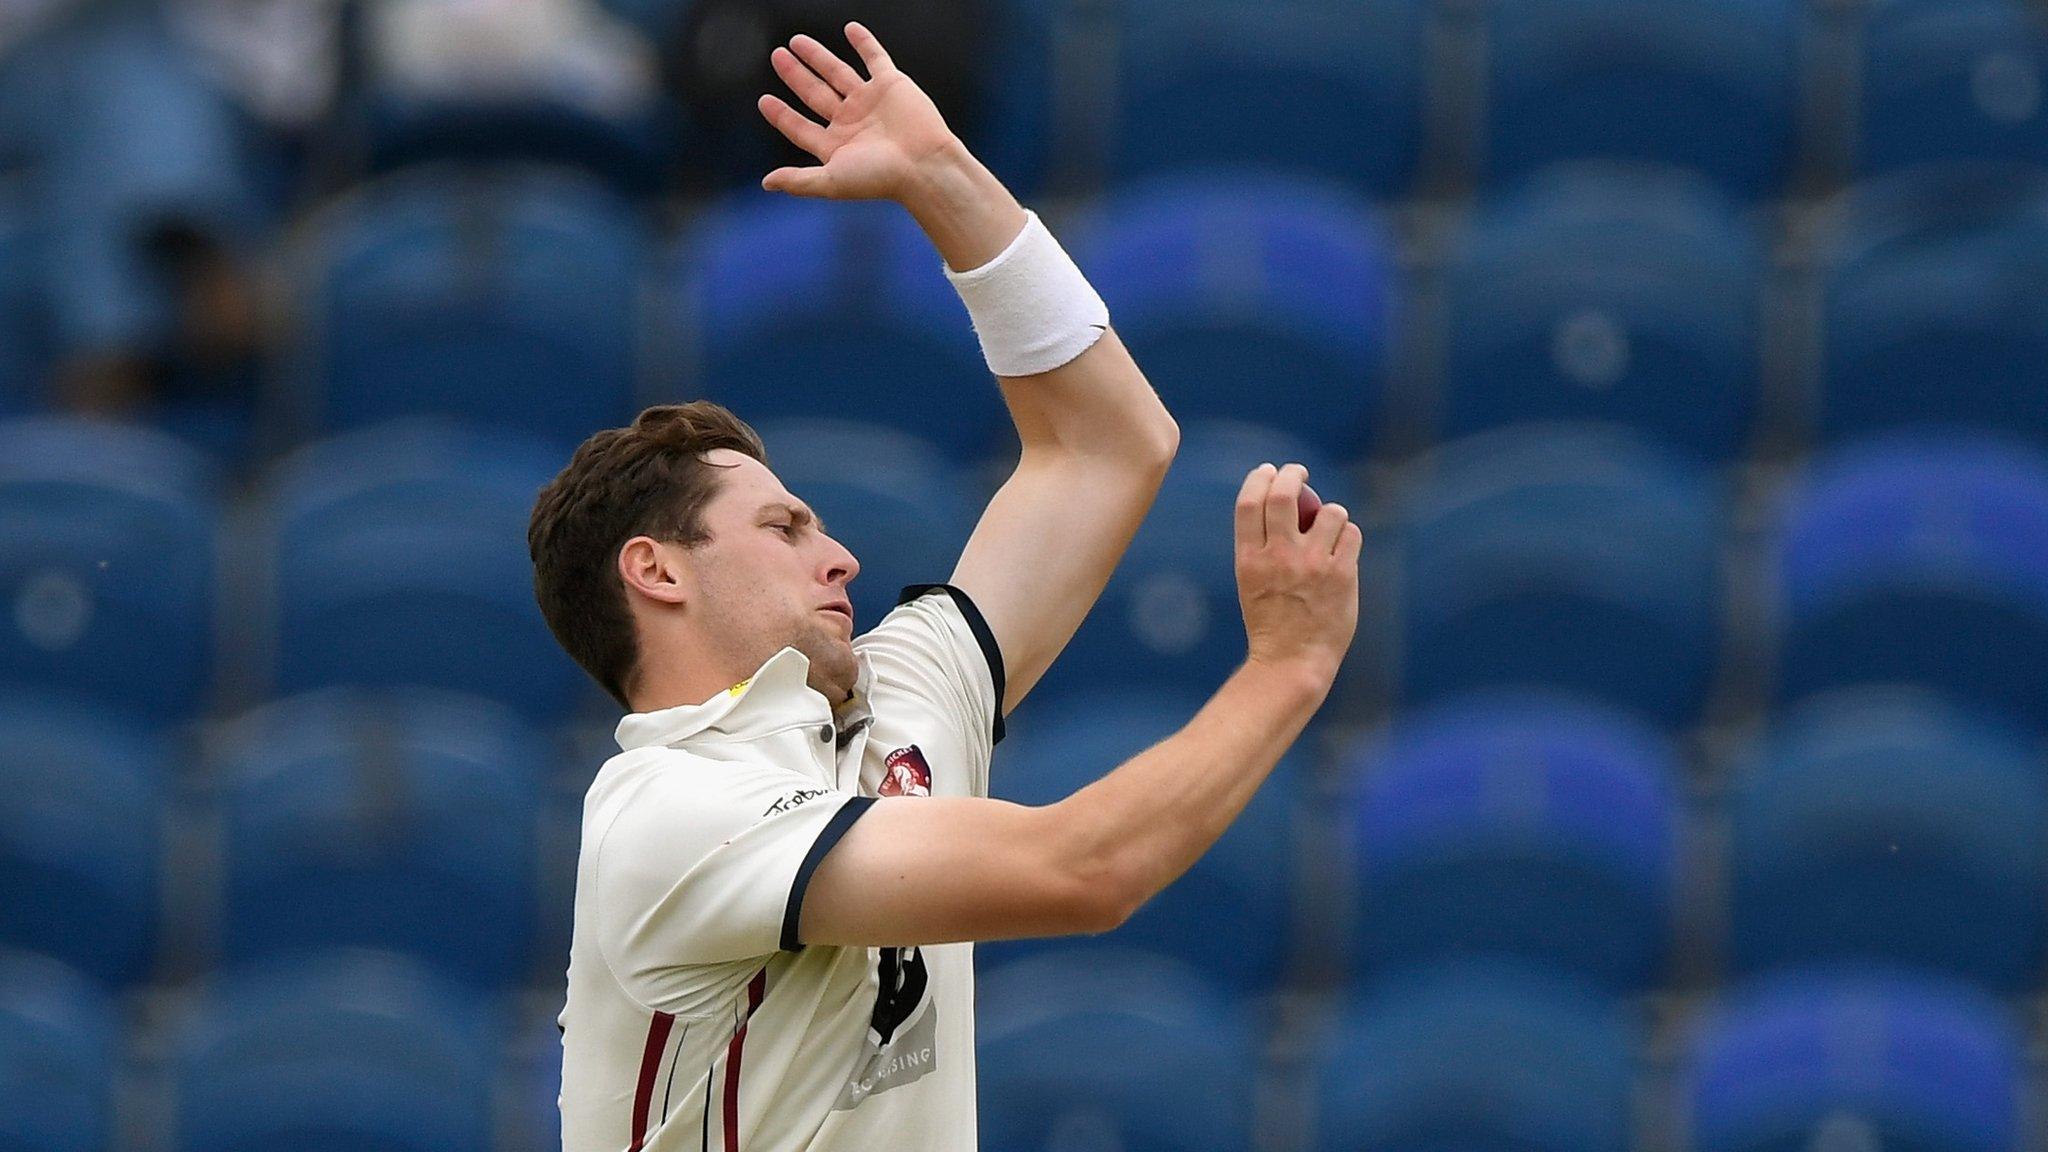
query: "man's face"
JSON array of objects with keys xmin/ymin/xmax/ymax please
[{"xmin": 678, "ymin": 449, "xmax": 862, "ymax": 702}]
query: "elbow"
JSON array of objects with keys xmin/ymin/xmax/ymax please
[
  {"xmin": 1040, "ymin": 808, "xmax": 1148, "ymax": 936},
  {"xmin": 1142, "ymin": 410, "xmax": 1180, "ymax": 476}
]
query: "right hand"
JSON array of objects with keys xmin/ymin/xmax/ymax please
[{"xmin": 1234, "ymin": 462, "xmax": 1362, "ymax": 684}]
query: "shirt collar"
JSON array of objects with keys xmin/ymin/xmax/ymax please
[{"xmin": 614, "ymin": 646, "xmax": 875, "ymax": 752}]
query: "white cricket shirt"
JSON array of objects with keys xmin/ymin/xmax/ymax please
[{"xmin": 558, "ymin": 584, "xmax": 1006, "ymax": 1152}]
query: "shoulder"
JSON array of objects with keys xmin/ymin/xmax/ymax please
[{"xmin": 858, "ymin": 583, "xmax": 1007, "ymax": 743}]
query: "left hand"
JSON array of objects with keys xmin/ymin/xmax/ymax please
[{"xmin": 756, "ymin": 22, "xmax": 961, "ymax": 203}]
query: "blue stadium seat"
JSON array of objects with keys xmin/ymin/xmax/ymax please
[
  {"xmin": 285, "ymin": 166, "xmax": 648, "ymax": 446},
  {"xmin": 1730, "ymin": 688, "xmax": 2047, "ymax": 991},
  {"xmin": 1483, "ymin": 0, "xmax": 1803, "ymax": 197},
  {"xmin": 668, "ymin": 194, "xmax": 1003, "ymax": 459},
  {"xmin": 978, "ymin": 948, "xmax": 1256, "ymax": 1152},
  {"xmin": 0, "ymin": 950, "xmax": 117, "ymax": 1152},
  {"xmin": 1684, "ymin": 970, "xmax": 2024, "ymax": 1152},
  {"xmin": 0, "ymin": 696, "xmax": 164, "ymax": 987},
  {"xmin": 1313, "ymin": 963, "xmax": 1635, "ymax": 1152},
  {"xmin": 1441, "ymin": 169, "xmax": 1761, "ymax": 460},
  {"xmin": 213, "ymin": 689, "xmax": 546, "ymax": 988},
  {"xmin": 1860, "ymin": 0, "xmax": 2048, "ymax": 178},
  {"xmin": 0, "ymin": 417, "xmax": 220, "ymax": 722},
  {"xmin": 1037, "ymin": 420, "xmax": 1346, "ymax": 701},
  {"xmin": 1392, "ymin": 425, "xmax": 1722, "ymax": 725},
  {"xmin": 1344, "ymin": 691, "xmax": 1680, "ymax": 990},
  {"xmin": 1771, "ymin": 435, "xmax": 2048, "ymax": 729},
  {"xmin": 1104, "ymin": 0, "xmax": 1423, "ymax": 196},
  {"xmin": 753, "ymin": 420, "xmax": 977, "ymax": 636},
  {"xmin": 1820, "ymin": 168, "xmax": 2048, "ymax": 443},
  {"xmin": 170, "ymin": 950, "xmax": 496, "ymax": 1152},
  {"xmin": 363, "ymin": 98, "xmax": 672, "ymax": 199},
  {"xmin": 259, "ymin": 421, "xmax": 593, "ymax": 722},
  {"xmin": 984, "ymin": 692, "xmax": 1302, "ymax": 991},
  {"xmin": 1074, "ymin": 176, "xmax": 1394, "ymax": 459}
]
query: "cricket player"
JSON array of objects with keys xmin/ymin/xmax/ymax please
[{"xmin": 530, "ymin": 22, "xmax": 1361, "ymax": 1151}]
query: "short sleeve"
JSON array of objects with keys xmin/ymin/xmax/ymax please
[
  {"xmin": 858, "ymin": 585, "xmax": 1005, "ymax": 784},
  {"xmin": 594, "ymin": 758, "xmax": 873, "ymax": 1014}
]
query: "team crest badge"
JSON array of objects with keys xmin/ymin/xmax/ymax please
[{"xmin": 880, "ymin": 745, "xmax": 933, "ymax": 797}]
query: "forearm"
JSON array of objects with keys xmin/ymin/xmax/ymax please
[
  {"xmin": 904, "ymin": 142, "xmax": 1177, "ymax": 462},
  {"xmin": 1050, "ymin": 659, "xmax": 1332, "ymax": 923},
  {"xmin": 900, "ymin": 138, "xmax": 1030, "ymax": 274}
]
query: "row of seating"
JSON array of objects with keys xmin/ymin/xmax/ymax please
[
  {"xmin": 7, "ymin": 164, "xmax": 2048, "ymax": 463},
  {"xmin": 10, "ymin": 681, "xmax": 2046, "ymax": 995},
  {"xmin": 622, "ymin": 0, "xmax": 2048, "ymax": 200},
  {"xmin": 1, "ymin": 945, "xmax": 2030, "ymax": 1152},
  {"xmin": 10, "ymin": 413, "xmax": 2048, "ymax": 731}
]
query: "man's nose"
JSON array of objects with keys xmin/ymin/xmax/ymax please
[{"xmin": 825, "ymin": 540, "xmax": 858, "ymax": 585}]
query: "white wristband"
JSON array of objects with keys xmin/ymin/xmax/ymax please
[{"xmin": 942, "ymin": 209, "xmax": 1110, "ymax": 378}]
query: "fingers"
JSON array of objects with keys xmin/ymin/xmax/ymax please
[
  {"xmin": 761, "ymin": 165, "xmax": 834, "ymax": 198},
  {"xmin": 789, "ymin": 32, "xmax": 866, "ymax": 95},
  {"xmin": 1336, "ymin": 519, "xmax": 1364, "ymax": 566},
  {"xmin": 1263, "ymin": 462, "xmax": 1309, "ymax": 545},
  {"xmin": 756, "ymin": 94, "xmax": 832, "ymax": 160},
  {"xmin": 1235, "ymin": 463, "xmax": 1277, "ymax": 549},
  {"xmin": 845, "ymin": 22, "xmax": 896, "ymax": 76},
  {"xmin": 1307, "ymin": 499, "xmax": 1352, "ymax": 554},
  {"xmin": 771, "ymin": 46, "xmax": 842, "ymax": 120}
]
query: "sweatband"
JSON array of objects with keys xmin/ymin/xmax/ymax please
[{"xmin": 942, "ymin": 209, "xmax": 1110, "ymax": 378}]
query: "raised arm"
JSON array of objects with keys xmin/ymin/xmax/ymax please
[
  {"xmin": 801, "ymin": 463, "xmax": 1361, "ymax": 948},
  {"xmin": 757, "ymin": 23, "xmax": 1179, "ymax": 713}
]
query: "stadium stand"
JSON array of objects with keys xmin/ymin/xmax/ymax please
[
  {"xmin": 1818, "ymin": 166, "xmax": 2048, "ymax": 444},
  {"xmin": 1389, "ymin": 424, "xmax": 1723, "ymax": 726},
  {"xmin": 1074, "ymin": 174, "xmax": 1394, "ymax": 459},
  {"xmin": 1102, "ymin": 0, "xmax": 1424, "ymax": 198},
  {"xmin": 1438, "ymin": 166, "xmax": 1762, "ymax": 460},
  {"xmin": 665, "ymin": 193, "xmax": 1004, "ymax": 459},
  {"xmin": 3, "ymin": 2, "xmax": 2048, "ymax": 1148},
  {"xmin": 0, "ymin": 416, "xmax": 220, "ymax": 723},
  {"xmin": 0, "ymin": 695, "xmax": 164, "ymax": 987},
  {"xmin": 0, "ymin": 949, "xmax": 116, "ymax": 1152},
  {"xmin": 985, "ymin": 690, "xmax": 1303, "ymax": 992},
  {"xmin": 1344, "ymin": 691, "xmax": 1681, "ymax": 990},
  {"xmin": 1482, "ymin": 0, "xmax": 1805, "ymax": 198},
  {"xmin": 1769, "ymin": 434, "xmax": 2048, "ymax": 730},
  {"xmin": 253, "ymin": 420, "xmax": 593, "ymax": 723},
  {"xmin": 1858, "ymin": 0, "xmax": 2048, "ymax": 178},
  {"xmin": 1682, "ymin": 970, "xmax": 2026, "ymax": 1152},
  {"xmin": 168, "ymin": 950, "xmax": 498, "ymax": 1152},
  {"xmin": 752, "ymin": 419, "xmax": 978, "ymax": 635},
  {"xmin": 280, "ymin": 166, "xmax": 649, "ymax": 447},
  {"xmin": 1311, "ymin": 963, "xmax": 1636, "ymax": 1152},
  {"xmin": 1729, "ymin": 687, "xmax": 2047, "ymax": 991},
  {"xmin": 977, "ymin": 948, "xmax": 1257, "ymax": 1152},
  {"xmin": 211, "ymin": 688, "xmax": 548, "ymax": 989}
]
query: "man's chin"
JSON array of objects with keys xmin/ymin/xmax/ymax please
[{"xmin": 798, "ymin": 635, "xmax": 859, "ymax": 703}]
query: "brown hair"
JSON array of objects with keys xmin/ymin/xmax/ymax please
[{"xmin": 528, "ymin": 402, "xmax": 768, "ymax": 708}]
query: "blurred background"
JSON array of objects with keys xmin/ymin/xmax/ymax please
[{"xmin": 4, "ymin": 0, "xmax": 2048, "ymax": 1148}]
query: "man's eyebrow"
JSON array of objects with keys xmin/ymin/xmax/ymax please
[{"xmin": 762, "ymin": 501, "xmax": 826, "ymax": 535}]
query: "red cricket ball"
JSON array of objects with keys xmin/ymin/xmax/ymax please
[{"xmin": 1298, "ymin": 483, "xmax": 1322, "ymax": 533}]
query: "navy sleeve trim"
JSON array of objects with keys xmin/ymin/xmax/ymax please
[
  {"xmin": 781, "ymin": 795, "xmax": 878, "ymax": 952},
  {"xmin": 897, "ymin": 582, "xmax": 1008, "ymax": 746}
]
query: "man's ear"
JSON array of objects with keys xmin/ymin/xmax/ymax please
[{"xmin": 618, "ymin": 536, "xmax": 690, "ymax": 606}]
